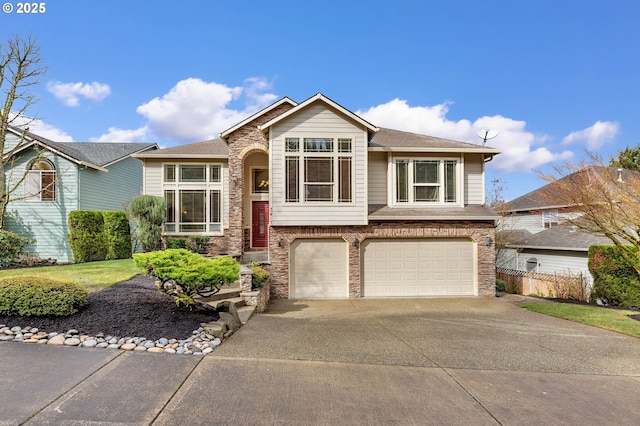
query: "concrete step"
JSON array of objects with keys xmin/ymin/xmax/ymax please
[
  {"xmin": 237, "ymin": 305, "xmax": 256, "ymax": 324},
  {"xmin": 241, "ymin": 250, "xmax": 268, "ymax": 264},
  {"xmin": 204, "ymin": 297, "xmax": 246, "ymax": 310},
  {"xmin": 194, "ymin": 287, "xmax": 241, "ymax": 303}
]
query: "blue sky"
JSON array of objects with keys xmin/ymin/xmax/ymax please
[{"xmin": 2, "ymin": 0, "xmax": 639, "ymax": 200}]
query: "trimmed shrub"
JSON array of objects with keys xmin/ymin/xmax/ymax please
[
  {"xmin": 0, "ymin": 277, "xmax": 88, "ymax": 316},
  {"xmin": 495, "ymin": 279, "xmax": 507, "ymax": 293},
  {"xmin": 588, "ymin": 245, "xmax": 640, "ymax": 308},
  {"xmin": 166, "ymin": 238, "xmax": 188, "ymax": 250},
  {"xmin": 187, "ymin": 236, "xmax": 209, "ymax": 254},
  {"xmin": 68, "ymin": 211, "xmax": 107, "ymax": 263},
  {"xmin": 103, "ymin": 211, "xmax": 132, "ymax": 260},
  {"xmin": 0, "ymin": 230, "xmax": 32, "ymax": 267},
  {"xmin": 129, "ymin": 195, "xmax": 165, "ymax": 252},
  {"xmin": 133, "ymin": 249, "xmax": 240, "ymax": 308}
]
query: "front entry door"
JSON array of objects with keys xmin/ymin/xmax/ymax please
[{"xmin": 251, "ymin": 201, "xmax": 269, "ymax": 248}]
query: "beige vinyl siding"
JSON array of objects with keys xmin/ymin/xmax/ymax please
[
  {"xmin": 500, "ymin": 213, "xmax": 545, "ymax": 235},
  {"xmin": 464, "ymin": 153, "xmax": 484, "ymax": 205},
  {"xmin": 270, "ymin": 102, "xmax": 368, "ymax": 226},
  {"xmin": 3, "ymin": 150, "xmax": 79, "ymax": 263},
  {"xmin": 143, "ymin": 159, "xmax": 230, "ymax": 230},
  {"xmin": 368, "ymin": 151, "xmax": 387, "ymax": 204},
  {"xmin": 142, "ymin": 159, "xmax": 163, "ymax": 196}
]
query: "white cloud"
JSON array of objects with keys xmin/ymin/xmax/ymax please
[
  {"xmin": 47, "ymin": 81, "xmax": 111, "ymax": 107},
  {"xmin": 136, "ymin": 77, "xmax": 277, "ymax": 141},
  {"xmin": 561, "ymin": 120, "xmax": 620, "ymax": 150},
  {"xmin": 357, "ymin": 99, "xmax": 574, "ymax": 173},
  {"xmin": 10, "ymin": 115, "xmax": 74, "ymax": 142},
  {"xmin": 90, "ymin": 126, "xmax": 150, "ymax": 143}
]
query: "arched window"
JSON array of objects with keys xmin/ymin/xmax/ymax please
[{"xmin": 26, "ymin": 159, "xmax": 56, "ymax": 202}]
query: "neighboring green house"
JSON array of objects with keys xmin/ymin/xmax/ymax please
[{"xmin": 3, "ymin": 126, "xmax": 157, "ymax": 263}]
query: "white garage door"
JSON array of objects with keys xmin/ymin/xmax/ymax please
[
  {"xmin": 290, "ymin": 239, "xmax": 348, "ymax": 299},
  {"xmin": 362, "ymin": 238, "xmax": 476, "ymax": 297}
]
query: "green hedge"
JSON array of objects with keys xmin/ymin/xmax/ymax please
[
  {"xmin": 68, "ymin": 210, "xmax": 133, "ymax": 263},
  {"xmin": 103, "ymin": 211, "xmax": 132, "ymax": 260},
  {"xmin": 588, "ymin": 245, "xmax": 640, "ymax": 308},
  {"xmin": 68, "ymin": 211, "xmax": 107, "ymax": 263},
  {"xmin": 0, "ymin": 277, "xmax": 88, "ymax": 316},
  {"xmin": 166, "ymin": 238, "xmax": 187, "ymax": 249},
  {"xmin": 0, "ymin": 230, "xmax": 32, "ymax": 267}
]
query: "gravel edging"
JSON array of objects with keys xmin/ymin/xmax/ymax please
[{"xmin": 0, "ymin": 323, "xmax": 221, "ymax": 355}]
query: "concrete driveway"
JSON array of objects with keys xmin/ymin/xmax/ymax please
[{"xmin": 3, "ymin": 296, "xmax": 640, "ymax": 425}]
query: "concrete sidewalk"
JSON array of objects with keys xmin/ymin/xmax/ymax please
[{"xmin": 3, "ymin": 296, "xmax": 640, "ymax": 425}]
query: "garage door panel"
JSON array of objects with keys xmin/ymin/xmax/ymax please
[
  {"xmin": 363, "ymin": 238, "xmax": 476, "ymax": 297},
  {"xmin": 290, "ymin": 239, "xmax": 348, "ymax": 299}
]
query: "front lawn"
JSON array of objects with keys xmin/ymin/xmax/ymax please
[
  {"xmin": 519, "ymin": 302, "xmax": 640, "ymax": 339},
  {"xmin": 0, "ymin": 259, "xmax": 140, "ymax": 293}
]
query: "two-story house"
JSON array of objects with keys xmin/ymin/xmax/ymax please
[
  {"xmin": 134, "ymin": 94, "xmax": 501, "ymax": 299},
  {"xmin": 3, "ymin": 126, "xmax": 157, "ymax": 263}
]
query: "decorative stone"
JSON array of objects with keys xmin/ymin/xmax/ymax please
[
  {"xmin": 23, "ymin": 338, "xmax": 39, "ymax": 344},
  {"xmin": 82, "ymin": 340, "xmax": 98, "ymax": 347},
  {"xmin": 47, "ymin": 335, "xmax": 66, "ymax": 345},
  {"xmin": 64, "ymin": 338, "xmax": 81, "ymax": 346},
  {"xmin": 120, "ymin": 343, "xmax": 136, "ymax": 351},
  {"xmin": 147, "ymin": 347, "xmax": 164, "ymax": 353},
  {"xmin": 133, "ymin": 346, "xmax": 147, "ymax": 352},
  {"xmin": 164, "ymin": 348, "xmax": 176, "ymax": 354}
]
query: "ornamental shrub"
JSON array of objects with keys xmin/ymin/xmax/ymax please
[
  {"xmin": 68, "ymin": 211, "xmax": 107, "ymax": 263},
  {"xmin": 588, "ymin": 245, "xmax": 640, "ymax": 309},
  {"xmin": 495, "ymin": 279, "xmax": 507, "ymax": 293},
  {"xmin": 103, "ymin": 211, "xmax": 132, "ymax": 260},
  {"xmin": 133, "ymin": 249, "xmax": 240, "ymax": 308},
  {"xmin": 0, "ymin": 277, "xmax": 88, "ymax": 316},
  {"xmin": 129, "ymin": 195, "xmax": 165, "ymax": 252},
  {"xmin": 166, "ymin": 238, "xmax": 187, "ymax": 249},
  {"xmin": 250, "ymin": 265, "xmax": 270, "ymax": 289},
  {"xmin": 0, "ymin": 230, "xmax": 32, "ymax": 267},
  {"xmin": 187, "ymin": 236, "xmax": 210, "ymax": 254}
]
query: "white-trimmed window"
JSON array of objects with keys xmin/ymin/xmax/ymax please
[
  {"xmin": 393, "ymin": 158, "xmax": 459, "ymax": 205},
  {"xmin": 285, "ymin": 137, "xmax": 353, "ymax": 203},
  {"xmin": 25, "ymin": 159, "xmax": 56, "ymax": 202},
  {"xmin": 163, "ymin": 164, "xmax": 223, "ymax": 234}
]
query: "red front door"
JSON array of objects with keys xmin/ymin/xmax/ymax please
[{"xmin": 251, "ymin": 201, "xmax": 269, "ymax": 248}]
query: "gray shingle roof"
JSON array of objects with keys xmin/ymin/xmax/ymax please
[
  {"xmin": 9, "ymin": 125, "xmax": 157, "ymax": 168},
  {"xmin": 368, "ymin": 204, "xmax": 499, "ymax": 221},
  {"xmin": 506, "ymin": 224, "xmax": 612, "ymax": 251},
  {"xmin": 369, "ymin": 128, "xmax": 500, "ymax": 153},
  {"xmin": 132, "ymin": 138, "xmax": 229, "ymax": 159},
  {"xmin": 53, "ymin": 142, "xmax": 158, "ymax": 166},
  {"xmin": 503, "ymin": 166, "xmax": 625, "ymax": 212}
]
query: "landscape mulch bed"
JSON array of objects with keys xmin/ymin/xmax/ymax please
[{"xmin": 0, "ymin": 275, "xmax": 220, "ymax": 341}]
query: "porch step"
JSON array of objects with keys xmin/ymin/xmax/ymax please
[{"xmin": 241, "ymin": 250, "xmax": 268, "ymax": 264}]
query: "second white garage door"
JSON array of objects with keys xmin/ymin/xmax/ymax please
[
  {"xmin": 290, "ymin": 239, "xmax": 348, "ymax": 299},
  {"xmin": 362, "ymin": 238, "xmax": 476, "ymax": 297}
]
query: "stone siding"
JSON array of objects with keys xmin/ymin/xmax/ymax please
[
  {"xmin": 270, "ymin": 221, "xmax": 496, "ymax": 299},
  {"xmin": 224, "ymin": 103, "xmax": 295, "ymax": 256}
]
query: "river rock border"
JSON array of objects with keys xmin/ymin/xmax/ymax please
[{"xmin": 0, "ymin": 324, "xmax": 221, "ymax": 356}]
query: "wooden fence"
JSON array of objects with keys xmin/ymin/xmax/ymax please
[{"xmin": 496, "ymin": 268, "xmax": 590, "ymax": 302}]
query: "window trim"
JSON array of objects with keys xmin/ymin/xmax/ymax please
[
  {"xmin": 162, "ymin": 162, "xmax": 224, "ymax": 235},
  {"xmin": 284, "ymin": 136, "xmax": 355, "ymax": 205},
  {"xmin": 390, "ymin": 156, "xmax": 463, "ymax": 207},
  {"xmin": 25, "ymin": 159, "xmax": 56, "ymax": 202}
]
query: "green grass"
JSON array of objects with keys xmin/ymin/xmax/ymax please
[
  {"xmin": 519, "ymin": 302, "xmax": 640, "ymax": 339},
  {"xmin": 0, "ymin": 259, "xmax": 140, "ymax": 293}
]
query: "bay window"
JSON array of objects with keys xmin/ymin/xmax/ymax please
[
  {"xmin": 394, "ymin": 158, "xmax": 459, "ymax": 205},
  {"xmin": 285, "ymin": 137, "xmax": 353, "ymax": 203},
  {"xmin": 163, "ymin": 164, "xmax": 223, "ymax": 234}
]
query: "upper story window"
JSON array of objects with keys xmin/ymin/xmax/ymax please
[
  {"xmin": 285, "ymin": 137, "xmax": 353, "ymax": 203},
  {"xmin": 163, "ymin": 164, "xmax": 223, "ymax": 234},
  {"xmin": 25, "ymin": 159, "xmax": 56, "ymax": 202},
  {"xmin": 394, "ymin": 158, "xmax": 458, "ymax": 205}
]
